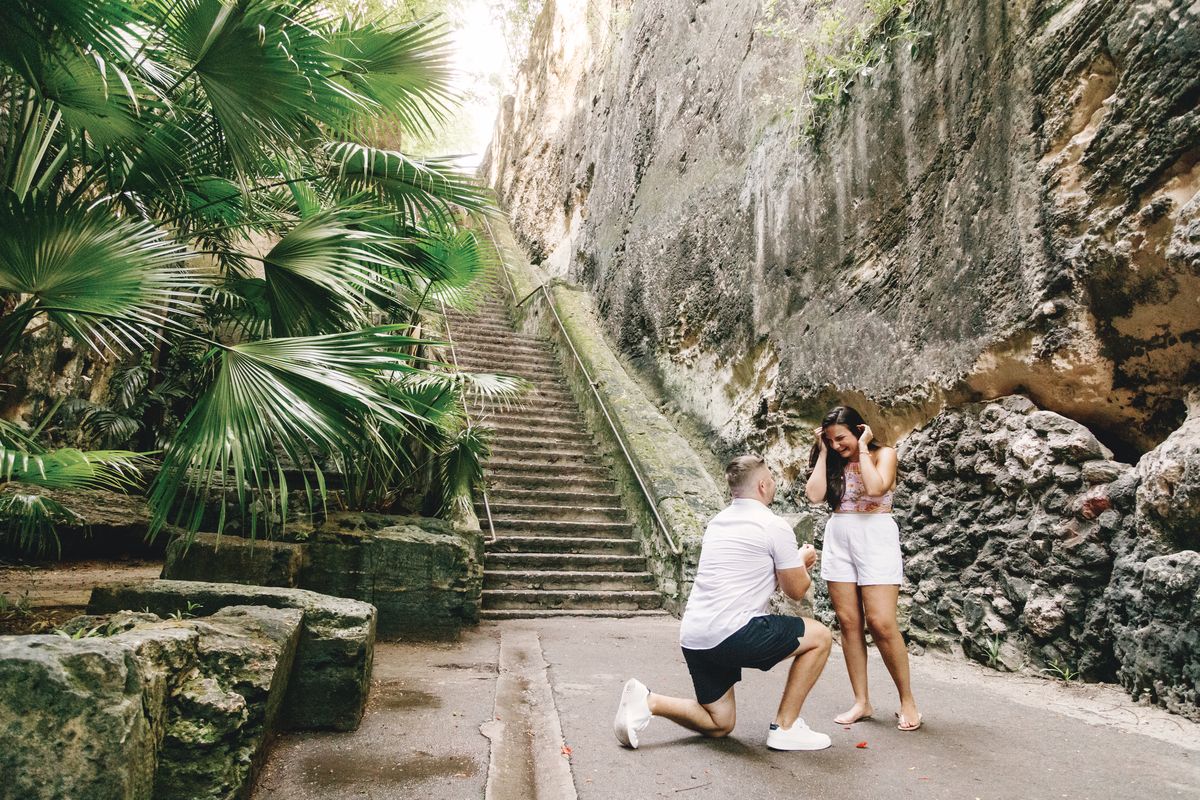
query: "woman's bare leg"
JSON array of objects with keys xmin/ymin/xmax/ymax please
[
  {"xmin": 827, "ymin": 581, "xmax": 874, "ymax": 724},
  {"xmin": 861, "ymin": 584, "xmax": 920, "ymax": 728}
]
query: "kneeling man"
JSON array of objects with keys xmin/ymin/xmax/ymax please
[{"xmin": 614, "ymin": 454, "xmax": 833, "ymax": 751}]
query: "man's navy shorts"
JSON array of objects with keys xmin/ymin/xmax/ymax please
[{"xmin": 681, "ymin": 614, "xmax": 808, "ymax": 704}]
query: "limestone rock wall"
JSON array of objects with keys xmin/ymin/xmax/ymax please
[
  {"xmin": 486, "ymin": 0, "xmax": 1200, "ymax": 463},
  {"xmin": 888, "ymin": 395, "xmax": 1199, "ymax": 719}
]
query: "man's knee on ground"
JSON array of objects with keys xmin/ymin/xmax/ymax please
[{"xmin": 703, "ymin": 722, "xmax": 735, "ymax": 738}]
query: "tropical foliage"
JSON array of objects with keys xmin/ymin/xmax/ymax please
[{"xmin": 0, "ymin": 0, "xmax": 519, "ymax": 553}]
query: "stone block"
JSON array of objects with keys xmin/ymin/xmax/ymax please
[
  {"xmin": 301, "ymin": 514, "xmax": 484, "ymax": 640},
  {"xmin": 161, "ymin": 533, "xmax": 305, "ymax": 588},
  {"xmin": 0, "ymin": 604, "xmax": 305, "ymax": 800},
  {"xmin": 87, "ymin": 580, "xmax": 375, "ymax": 731},
  {"xmin": 0, "ymin": 635, "xmax": 173, "ymax": 800},
  {"xmin": 151, "ymin": 606, "xmax": 303, "ymax": 800}
]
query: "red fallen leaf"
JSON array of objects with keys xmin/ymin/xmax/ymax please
[
  {"xmin": 855, "ymin": 741, "xmax": 868, "ymax": 749},
  {"xmin": 561, "ymin": 745, "xmax": 573, "ymax": 757}
]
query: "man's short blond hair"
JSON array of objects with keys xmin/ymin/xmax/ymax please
[{"xmin": 725, "ymin": 454, "xmax": 767, "ymax": 494}]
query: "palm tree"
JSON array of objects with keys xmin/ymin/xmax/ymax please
[{"xmin": 0, "ymin": 0, "xmax": 518, "ymax": 552}]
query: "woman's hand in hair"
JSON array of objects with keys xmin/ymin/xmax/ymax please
[
  {"xmin": 856, "ymin": 424, "xmax": 874, "ymax": 450},
  {"xmin": 813, "ymin": 426, "xmax": 827, "ymax": 453}
]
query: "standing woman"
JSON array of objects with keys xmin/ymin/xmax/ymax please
[{"xmin": 806, "ymin": 406, "xmax": 922, "ymax": 731}]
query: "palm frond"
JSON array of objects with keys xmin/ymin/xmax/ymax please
[
  {"xmin": 0, "ymin": 445, "xmax": 148, "ymax": 491},
  {"xmin": 160, "ymin": 0, "xmax": 357, "ymax": 171},
  {"xmin": 259, "ymin": 205, "xmax": 406, "ymax": 336},
  {"xmin": 0, "ymin": 490, "xmax": 80, "ymax": 556},
  {"xmin": 0, "ymin": 191, "xmax": 198, "ymax": 355},
  {"xmin": 437, "ymin": 421, "xmax": 491, "ymax": 515},
  {"xmin": 325, "ymin": 142, "xmax": 491, "ymax": 225},
  {"xmin": 148, "ymin": 325, "xmax": 433, "ymax": 537},
  {"xmin": 324, "ymin": 17, "xmax": 457, "ymax": 138}
]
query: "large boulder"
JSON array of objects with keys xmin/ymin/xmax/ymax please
[
  {"xmin": 0, "ymin": 485, "xmax": 159, "ymax": 559},
  {"xmin": 162, "ymin": 534, "xmax": 305, "ymax": 588},
  {"xmin": 0, "ymin": 635, "xmax": 172, "ymax": 799},
  {"xmin": 87, "ymin": 580, "xmax": 375, "ymax": 731},
  {"xmin": 0, "ymin": 605, "xmax": 302, "ymax": 800},
  {"xmin": 300, "ymin": 513, "xmax": 483, "ymax": 640}
]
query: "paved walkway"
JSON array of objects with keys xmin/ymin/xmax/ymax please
[{"xmin": 252, "ymin": 617, "xmax": 1200, "ymax": 800}]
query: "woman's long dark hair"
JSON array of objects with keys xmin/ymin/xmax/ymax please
[{"xmin": 807, "ymin": 406, "xmax": 882, "ymax": 510}]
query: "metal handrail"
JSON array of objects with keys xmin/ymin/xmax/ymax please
[
  {"xmin": 513, "ymin": 281, "xmax": 682, "ymax": 558},
  {"xmin": 438, "ymin": 297, "xmax": 498, "ymax": 545}
]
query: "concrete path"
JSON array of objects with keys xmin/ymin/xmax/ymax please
[{"xmin": 251, "ymin": 617, "xmax": 1200, "ymax": 800}]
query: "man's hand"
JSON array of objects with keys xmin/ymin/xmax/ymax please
[{"xmin": 799, "ymin": 543, "xmax": 817, "ymax": 570}]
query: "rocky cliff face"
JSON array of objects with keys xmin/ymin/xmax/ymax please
[
  {"xmin": 485, "ymin": 0, "xmax": 1199, "ymax": 464},
  {"xmin": 891, "ymin": 394, "xmax": 1198, "ymax": 719},
  {"xmin": 488, "ymin": 0, "xmax": 1200, "ymax": 714}
]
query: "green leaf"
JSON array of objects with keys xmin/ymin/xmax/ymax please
[
  {"xmin": 324, "ymin": 17, "xmax": 456, "ymax": 138},
  {"xmin": 149, "ymin": 326, "xmax": 433, "ymax": 538},
  {"xmin": 326, "ymin": 142, "xmax": 491, "ymax": 225},
  {"xmin": 0, "ymin": 446, "xmax": 148, "ymax": 491},
  {"xmin": 0, "ymin": 192, "xmax": 198, "ymax": 355}
]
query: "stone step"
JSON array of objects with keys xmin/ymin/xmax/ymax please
[
  {"xmin": 482, "ymin": 588, "xmax": 664, "ymax": 611},
  {"xmin": 492, "ymin": 519, "xmax": 635, "ymax": 538},
  {"xmin": 455, "ymin": 341, "xmax": 554, "ymax": 359},
  {"xmin": 488, "ymin": 487, "xmax": 623, "ymax": 505},
  {"xmin": 484, "ymin": 552, "xmax": 649, "ymax": 572},
  {"xmin": 484, "ymin": 420, "xmax": 591, "ymax": 438},
  {"xmin": 480, "ymin": 608, "xmax": 671, "ymax": 619},
  {"xmin": 483, "ymin": 570, "xmax": 656, "ymax": 591},
  {"xmin": 491, "ymin": 430, "xmax": 594, "ymax": 448},
  {"xmin": 486, "ymin": 473, "xmax": 618, "ymax": 492},
  {"xmin": 488, "ymin": 445, "xmax": 594, "ymax": 462},
  {"xmin": 487, "ymin": 460, "xmax": 611, "ymax": 478},
  {"xmin": 455, "ymin": 354, "xmax": 562, "ymax": 370},
  {"xmin": 485, "ymin": 535, "xmax": 641, "ymax": 555},
  {"xmin": 479, "ymin": 502, "xmax": 628, "ymax": 522},
  {"xmin": 458, "ymin": 363, "xmax": 563, "ymax": 381},
  {"xmin": 490, "ymin": 400, "xmax": 579, "ymax": 416},
  {"xmin": 451, "ymin": 331, "xmax": 550, "ymax": 348}
]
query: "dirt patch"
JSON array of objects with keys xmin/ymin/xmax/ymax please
[{"xmin": 0, "ymin": 559, "xmax": 163, "ymax": 634}]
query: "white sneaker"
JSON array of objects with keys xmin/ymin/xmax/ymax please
[
  {"xmin": 613, "ymin": 678, "xmax": 652, "ymax": 749},
  {"xmin": 766, "ymin": 718, "xmax": 832, "ymax": 751}
]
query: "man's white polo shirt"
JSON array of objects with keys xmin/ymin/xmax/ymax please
[{"xmin": 679, "ymin": 498, "xmax": 805, "ymax": 650}]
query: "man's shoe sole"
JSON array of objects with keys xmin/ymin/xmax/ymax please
[
  {"xmin": 614, "ymin": 679, "xmax": 643, "ymax": 749},
  {"xmin": 766, "ymin": 737, "xmax": 832, "ymax": 751}
]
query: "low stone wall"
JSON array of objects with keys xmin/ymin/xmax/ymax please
[
  {"xmin": 88, "ymin": 579, "xmax": 376, "ymax": 731},
  {"xmin": 893, "ymin": 395, "xmax": 1200, "ymax": 719},
  {"xmin": 162, "ymin": 513, "xmax": 483, "ymax": 640},
  {"xmin": 0, "ymin": 605, "xmax": 302, "ymax": 800},
  {"xmin": 494, "ymin": 223, "xmax": 724, "ymax": 613}
]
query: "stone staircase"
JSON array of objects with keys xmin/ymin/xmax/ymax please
[{"xmin": 445, "ymin": 291, "xmax": 666, "ymax": 619}]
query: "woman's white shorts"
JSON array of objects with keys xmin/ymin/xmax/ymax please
[{"xmin": 819, "ymin": 513, "xmax": 904, "ymax": 586}]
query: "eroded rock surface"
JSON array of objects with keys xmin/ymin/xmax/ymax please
[
  {"xmin": 892, "ymin": 396, "xmax": 1199, "ymax": 718},
  {"xmin": 486, "ymin": 0, "xmax": 1200, "ymax": 460},
  {"xmin": 87, "ymin": 579, "xmax": 376, "ymax": 731},
  {"xmin": 161, "ymin": 513, "xmax": 484, "ymax": 640},
  {"xmin": 0, "ymin": 605, "xmax": 302, "ymax": 800}
]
